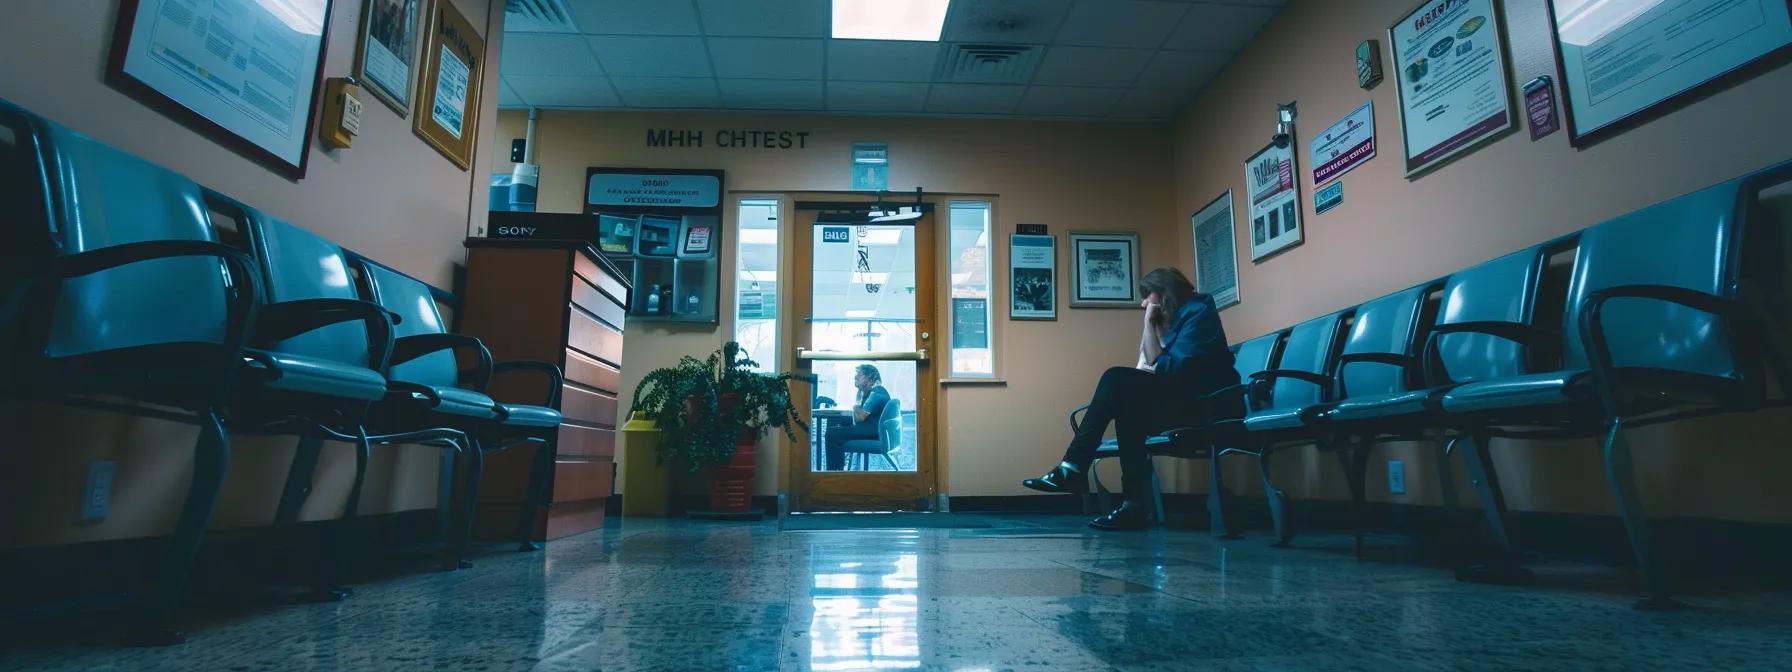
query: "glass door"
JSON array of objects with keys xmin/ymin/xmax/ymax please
[{"xmin": 790, "ymin": 203, "xmax": 937, "ymax": 511}]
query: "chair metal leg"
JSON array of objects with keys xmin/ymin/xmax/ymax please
[
  {"xmin": 134, "ymin": 409, "xmax": 230, "ymax": 646},
  {"xmin": 1208, "ymin": 450, "xmax": 1241, "ymax": 539},
  {"xmin": 1087, "ymin": 457, "xmax": 1112, "ymax": 515},
  {"xmin": 274, "ymin": 436, "xmax": 325, "ymax": 528},
  {"xmin": 1455, "ymin": 432, "xmax": 1531, "ymax": 584},
  {"xmin": 1601, "ymin": 418, "xmax": 1683, "ymax": 610},
  {"xmin": 1433, "ymin": 432, "xmax": 1462, "ymax": 513},
  {"xmin": 1335, "ymin": 436, "xmax": 1370, "ymax": 561},
  {"xmin": 516, "ymin": 435, "xmax": 555, "ymax": 552},
  {"xmin": 881, "ymin": 454, "xmax": 898, "ymax": 471},
  {"xmin": 1259, "ymin": 441, "xmax": 1293, "ymax": 547},
  {"xmin": 448, "ymin": 438, "xmax": 484, "ymax": 571}
]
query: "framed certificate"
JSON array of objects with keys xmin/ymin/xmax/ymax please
[
  {"xmin": 1388, "ymin": 0, "xmax": 1516, "ymax": 177},
  {"xmin": 1191, "ymin": 191, "xmax": 1240, "ymax": 310},
  {"xmin": 1009, "ymin": 234, "xmax": 1056, "ymax": 320},
  {"xmin": 1243, "ymin": 141, "xmax": 1303, "ymax": 262},
  {"xmin": 1069, "ymin": 232, "xmax": 1140, "ymax": 308},
  {"xmin": 356, "ymin": 0, "xmax": 422, "ymax": 115},
  {"xmin": 108, "ymin": 0, "xmax": 335, "ymax": 179},
  {"xmin": 414, "ymin": 0, "xmax": 485, "ymax": 170},
  {"xmin": 1547, "ymin": 0, "xmax": 1792, "ymax": 146}
]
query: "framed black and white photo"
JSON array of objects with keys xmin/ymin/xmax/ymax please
[
  {"xmin": 356, "ymin": 0, "xmax": 421, "ymax": 115},
  {"xmin": 108, "ymin": 0, "xmax": 336, "ymax": 179},
  {"xmin": 1547, "ymin": 0, "xmax": 1792, "ymax": 147},
  {"xmin": 1191, "ymin": 191, "xmax": 1240, "ymax": 310},
  {"xmin": 1009, "ymin": 233, "xmax": 1056, "ymax": 320},
  {"xmin": 1069, "ymin": 232, "xmax": 1140, "ymax": 308},
  {"xmin": 1243, "ymin": 141, "xmax": 1304, "ymax": 262}
]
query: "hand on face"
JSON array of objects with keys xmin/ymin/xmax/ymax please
[{"xmin": 1141, "ymin": 297, "xmax": 1162, "ymax": 327}]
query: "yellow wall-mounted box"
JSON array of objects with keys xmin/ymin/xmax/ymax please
[{"xmin": 319, "ymin": 77, "xmax": 363, "ymax": 150}]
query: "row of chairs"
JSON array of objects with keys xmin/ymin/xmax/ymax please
[
  {"xmin": 0, "ymin": 100, "xmax": 565, "ymax": 643},
  {"xmin": 1092, "ymin": 158, "xmax": 1792, "ymax": 608}
]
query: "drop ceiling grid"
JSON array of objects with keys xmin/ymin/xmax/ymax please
[{"xmin": 498, "ymin": 0, "xmax": 1285, "ymax": 121}]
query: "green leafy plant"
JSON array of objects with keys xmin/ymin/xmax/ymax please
[{"xmin": 631, "ymin": 342, "xmax": 808, "ymax": 471}]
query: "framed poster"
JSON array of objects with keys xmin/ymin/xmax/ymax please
[
  {"xmin": 1312, "ymin": 101, "xmax": 1377, "ymax": 186},
  {"xmin": 1389, "ymin": 0, "xmax": 1516, "ymax": 177},
  {"xmin": 1069, "ymin": 232, "xmax": 1140, "ymax": 308},
  {"xmin": 1547, "ymin": 0, "xmax": 1792, "ymax": 147},
  {"xmin": 1009, "ymin": 234, "xmax": 1056, "ymax": 320},
  {"xmin": 415, "ymin": 0, "xmax": 485, "ymax": 170},
  {"xmin": 107, "ymin": 0, "xmax": 335, "ymax": 179},
  {"xmin": 1244, "ymin": 141, "xmax": 1303, "ymax": 262},
  {"xmin": 1191, "ymin": 191, "xmax": 1240, "ymax": 310},
  {"xmin": 356, "ymin": 0, "xmax": 422, "ymax": 115}
]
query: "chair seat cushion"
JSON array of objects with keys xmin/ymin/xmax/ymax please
[
  {"xmin": 250, "ymin": 350, "xmax": 387, "ymax": 401},
  {"xmin": 1325, "ymin": 389, "xmax": 1434, "ymax": 422},
  {"xmin": 1244, "ymin": 405, "xmax": 1313, "ymax": 431},
  {"xmin": 499, "ymin": 403, "xmax": 561, "ymax": 428},
  {"xmin": 1440, "ymin": 370, "xmax": 1592, "ymax": 414}
]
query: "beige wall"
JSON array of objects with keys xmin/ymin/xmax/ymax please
[
  {"xmin": 1168, "ymin": 0, "xmax": 1792, "ymax": 522},
  {"xmin": 491, "ymin": 109, "xmax": 1178, "ymax": 499},
  {"xmin": 0, "ymin": 0, "xmax": 506, "ymax": 547}
]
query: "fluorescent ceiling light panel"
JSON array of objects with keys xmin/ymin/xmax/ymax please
[{"xmin": 832, "ymin": 0, "xmax": 951, "ymax": 41}]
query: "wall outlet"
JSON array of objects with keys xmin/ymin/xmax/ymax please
[
  {"xmin": 1387, "ymin": 459, "xmax": 1406, "ymax": 495},
  {"xmin": 80, "ymin": 460, "xmax": 116, "ymax": 522}
]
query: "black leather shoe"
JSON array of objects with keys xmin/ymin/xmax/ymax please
[
  {"xmin": 1021, "ymin": 465, "xmax": 1087, "ymax": 494},
  {"xmin": 1089, "ymin": 501, "xmax": 1150, "ymax": 530}
]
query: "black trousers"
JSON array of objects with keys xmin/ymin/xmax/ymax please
[
  {"xmin": 1062, "ymin": 367, "xmax": 1214, "ymax": 500},
  {"xmin": 825, "ymin": 419, "xmax": 879, "ymax": 471}
]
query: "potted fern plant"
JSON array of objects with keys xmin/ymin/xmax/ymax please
[{"xmin": 630, "ymin": 342, "xmax": 806, "ymax": 513}]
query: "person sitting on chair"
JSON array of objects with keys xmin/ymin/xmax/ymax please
[
  {"xmin": 1022, "ymin": 267, "xmax": 1240, "ymax": 529},
  {"xmin": 825, "ymin": 364, "xmax": 891, "ymax": 471}
]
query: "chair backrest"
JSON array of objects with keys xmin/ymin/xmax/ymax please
[
  {"xmin": 1232, "ymin": 332, "xmax": 1282, "ymax": 381},
  {"xmin": 1432, "ymin": 245, "xmax": 1550, "ymax": 383},
  {"xmin": 878, "ymin": 397, "xmax": 902, "ymax": 450},
  {"xmin": 241, "ymin": 210, "xmax": 372, "ymax": 368},
  {"xmin": 1265, "ymin": 311, "xmax": 1349, "ymax": 411},
  {"xmin": 360, "ymin": 261, "xmax": 458, "ymax": 388},
  {"xmin": 25, "ymin": 108, "xmax": 230, "ymax": 357},
  {"xmin": 1560, "ymin": 173, "xmax": 1754, "ymax": 378},
  {"xmin": 1339, "ymin": 283, "xmax": 1433, "ymax": 398}
]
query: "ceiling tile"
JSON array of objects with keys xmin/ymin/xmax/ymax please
[
  {"xmin": 1015, "ymin": 86, "xmax": 1123, "ymax": 117},
  {"xmin": 1032, "ymin": 46, "xmax": 1153, "ymax": 87},
  {"xmin": 925, "ymin": 83, "xmax": 1025, "ymax": 114},
  {"xmin": 498, "ymin": 77, "xmax": 525, "ymax": 107},
  {"xmin": 696, "ymin": 0, "xmax": 828, "ymax": 38},
  {"xmin": 942, "ymin": 0, "xmax": 1073, "ymax": 44},
  {"xmin": 566, "ymin": 0, "xmax": 703, "ymax": 35},
  {"xmin": 1054, "ymin": 0, "xmax": 1188, "ymax": 48},
  {"xmin": 707, "ymin": 37, "xmax": 824, "ymax": 79},
  {"xmin": 500, "ymin": 34, "xmax": 603, "ymax": 76},
  {"xmin": 827, "ymin": 40, "xmax": 942, "ymax": 82},
  {"xmin": 1111, "ymin": 88, "xmax": 1189, "ymax": 119},
  {"xmin": 505, "ymin": 75, "xmax": 621, "ymax": 107},
  {"xmin": 1163, "ymin": 4, "xmax": 1279, "ymax": 52},
  {"xmin": 718, "ymin": 79, "xmax": 825, "ymax": 109},
  {"xmin": 827, "ymin": 82, "xmax": 932, "ymax": 112},
  {"xmin": 610, "ymin": 77, "xmax": 721, "ymax": 108},
  {"xmin": 1135, "ymin": 49, "xmax": 1229, "ymax": 89},
  {"xmin": 587, "ymin": 36, "xmax": 713, "ymax": 77}
]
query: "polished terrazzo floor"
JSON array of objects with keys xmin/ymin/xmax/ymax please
[{"xmin": 6, "ymin": 514, "xmax": 1792, "ymax": 671}]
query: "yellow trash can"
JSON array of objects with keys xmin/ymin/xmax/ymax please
[{"xmin": 620, "ymin": 412, "xmax": 674, "ymax": 517}]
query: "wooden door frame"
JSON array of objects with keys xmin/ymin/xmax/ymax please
[{"xmin": 783, "ymin": 193, "xmax": 940, "ymax": 511}]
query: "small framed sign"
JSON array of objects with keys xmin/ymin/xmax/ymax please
[
  {"xmin": 355, "ymin": 0, "xmax": 422, "ymax": 115},
  {"xmin": 1009, "ymin": 234, "xmax": 1057, "ymax": 320},
  {"xmin": 414, "ymin": 0, "xmax": 485, "ymax": 170},
  {"xmin": 1069, "ymin": 231, "xmax": 1141, "ymax": 308}
]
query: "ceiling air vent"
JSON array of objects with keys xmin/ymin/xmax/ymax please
[
  {"xmin": 936, "ymin": 44, "xmax": 1041, "ymax": 84},
  {"xmin": 504, "ymin": 0, "xmax": 578, "ymax": 33}
]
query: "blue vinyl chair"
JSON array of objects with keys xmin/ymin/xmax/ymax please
[
  {"xmin": 1, "ymin": 101, "xmax": 259, "ymax": 644},
  {"xmin": 842, "ymin": 397, "xmax": 902, "ymax": 471},
  {"xmin": 1243, "ymin": 311, "xmax": 1351, "ymax": 546}
]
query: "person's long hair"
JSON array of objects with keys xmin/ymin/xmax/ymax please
[{"xmin": 1138, "ymin": 267, "xmax": 1198, "ymax": 328}]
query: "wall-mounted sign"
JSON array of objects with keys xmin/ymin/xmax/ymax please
[
  {"xmin": 1315, "ymin": 181, "xmax": 1344, "ymax": 214},
  {"xmin": 1524, "ymin": 76, "xmax": 1560, "ymax": 141},
  {"xmin": 1244, "ymin": 140, "xmax": 1303, "ymax": 262},
  {"xmin": 645, "ymin": 129, "xmax": 812, "ymax": 149},
  {"xmin": 851, "ymin": 141, "xmax": 888, "ymax": 191},
  {"xmin": 1389, "ymin": 0, "xmax": 1515, "ymax": 177},
  {"xmin": 587, "ymin": 173, "xmax": 720, "ymax": 207},
  {"xmin": 1010, "ymin": 234, "xmax": 1057, "ymax": 321},
  {"xmin": 1311, "ymin": 101, "xmax": 1377, "ymax": 185},
  {"xmin": 1357, "ymin": 39, "xmax": 1384, "ymax": 88},
  {"xmin": 822, "ymin": 227, "xmax": 852, "ymax": 243}
]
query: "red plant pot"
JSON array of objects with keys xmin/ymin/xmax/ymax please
[{"xmin": 688, "ymin": 393, "xmax": 758, "ymax": 513}]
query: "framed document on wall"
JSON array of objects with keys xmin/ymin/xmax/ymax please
[
  {"xmin": 108, "ymin": 0, "xmax": 336, "ymax": 179},
  {"xmin": 1388, "ymin": 0, "xmax": 1516, "ymax": 177},
  {"xmin": 415, "ymin": 0, "xmax": 485, "ymax": 170},
  {"xmin": 1547, "ymin": 0, "xmax": 1792, "ymax": 146},
  {"xmin": 1243, "ymin": 142, "xmax": 1303, "ymax": 262},
  {"xmin": 1069, "ymin": 232, "xmax": 1140, "ymax": 308},
  {"xmin": 356, "ymin": 0, "xmax": 422, "ymax": 115},
  {"xmin": 1009, "ymin": 234, "xmax": 1057, "ymax": 320},
  {"xmin": 1191, "ymin": 191, "xmax": 1240, "ymax": 310}
]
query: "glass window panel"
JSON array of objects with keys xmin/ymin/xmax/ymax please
[
  {"xmin": 948, "ymin": 203, "xmax": 993, "ymax": 377},
  {"xmin": 734, "ymin": 199, "xmax": 779, "ymax": 372},
  {"xmin": 807, "ymin": 360, "xmax": 916, "ymax": 473}
]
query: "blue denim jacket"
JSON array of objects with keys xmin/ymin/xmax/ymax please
[{"xmin": 1152, "ymin": 294, "xmax": 1239, "ymax": 395}]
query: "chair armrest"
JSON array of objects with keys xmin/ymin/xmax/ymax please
[
  {"xmin": 1579, "ymin": 284, "xmax": 1744, "ymax": 408},
  {"xmin": 1249, "ymin": 369, "xmax": 1336, "ymax": 402},
  {"xmin": 53, "ymin": 240, "xmax": 261, "ymax": 358},
  {"xmin": 1421, "ymin": 320, "xmax": 1555, "ymax": 386},
  {"xmin": 254, "ymin": 298, "xmax": 396, "ymax": 371},
  {"xmin": 1069, "ymin": 403, "xmax": 1091, "ymax": 432},
  {"xmin": 391, "ymin": 333, "xmax": 494, "ymax": 391},
  {"xmin": 386, "ymin": 379, "xmax": 442, "ymax": 406},
  {"xmin": 492, "ymin": 360, "xmax": 564, "ymax": 408}
]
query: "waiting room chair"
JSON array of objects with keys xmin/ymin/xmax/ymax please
[
  {"xmin": 1244, "ymin": 311, "xmax": 1351, "ymax": 547},
  {"xmin": 841, "ymin": 397, "xmax": 901, "ymax": 471}
]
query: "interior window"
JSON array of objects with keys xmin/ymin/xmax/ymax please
[
  {"xmin": 948, "ymin": 202, "xmax": 993, "ymax": 377},
  {"xmin": 734, "ymin": 199, "xmax": 780, "ymax": 372}
]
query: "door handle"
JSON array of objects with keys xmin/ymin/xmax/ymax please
[{"xmin": 797, "ymin": 348, "xmax": 929, "ymax": 361}]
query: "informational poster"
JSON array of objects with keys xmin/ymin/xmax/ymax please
[
  {"xmin": 1009, "ymin": 234, "xmax": 1056, "ymax": 320},
  {"xmin": 952, "ymin": 298, "xmax": 989, "ymax": 349},
  {"xmin": 1389, "ymin": 0, "xmax": 1515, "ymax": 176},
  {"xmin": 1069, "ymin": 232, "xmax": 1140, "ymax": 307},
  {"xmin": 587, "ymin": 173, "xmax": 722, "ymax": 207},
  {"xmin": 113, "ymin": 0, "xmax": 330, "ymax": 175},
  {"xmin": 1311, "ymin": 102, "xmax": 1377, "ymax": 185},
  {"xmin": 851, "ymin": 142, "xmax": 888, "ymax": 191},
  {"xmin": 1243, "ymin": 141, "xmax": 1303, "ymax": 262},
  {"xmin": 1191, "ymin": 191, "xmax": 1239, "ymax": 310},
  {"xmin": 1550, "ymin": 0, "xmax": 1792, "ymax": 144},
  {"xmin": 431, "ymin": 45, "xmax": 470, "ymax": 139},
  {"xmin": 357, "ymin": 0, "xmax": 418, "ymax": 113}
]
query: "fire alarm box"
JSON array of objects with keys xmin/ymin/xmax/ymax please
[{"xmin": 319, "ymin": 77, "xmax": 364, "ymax": 150}]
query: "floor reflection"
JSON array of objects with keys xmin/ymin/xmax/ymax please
[{"xmin": 806, "ymin": 539, "xmax": 922, "ymax": 670}]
